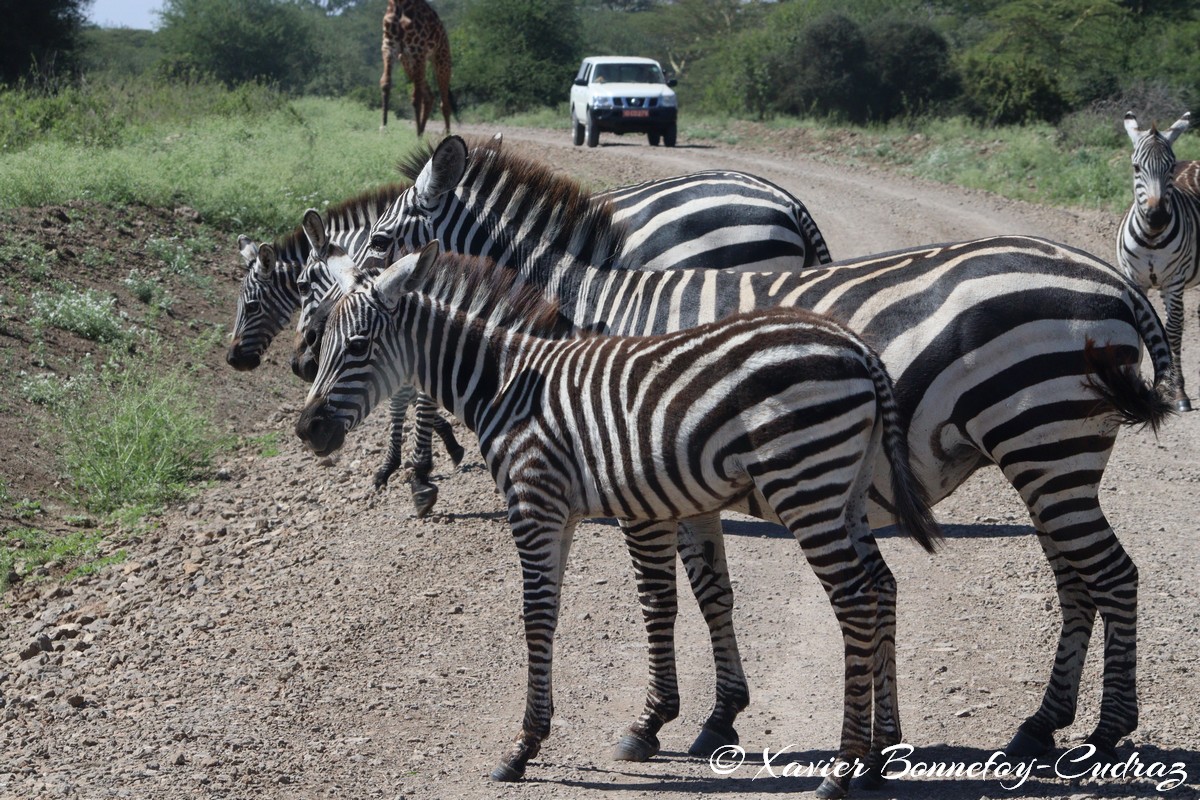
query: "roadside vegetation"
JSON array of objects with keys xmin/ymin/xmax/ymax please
[{"xmin": 2, "ymin": 0, "xmax": 1198, "ymax": 593}]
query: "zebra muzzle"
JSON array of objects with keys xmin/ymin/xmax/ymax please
[
  {"xmin": 226, "ymin": 341, "xmax": 261, "ymax": 371},
  {"xmin": 295, "ymin": 400, "xmax": 348, "ymax": 456}
]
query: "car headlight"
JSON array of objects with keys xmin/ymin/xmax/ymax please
[
  {"xmin": 660, "ymin": 93, "xmax": 677, "ymax": 108},
  {"xmin": 592, "ymin": 94, "xmax": 613, "ymax": 109}
]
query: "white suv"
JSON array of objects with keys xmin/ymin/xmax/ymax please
[{"xmin": 570, "ymin": 56, "xmax": 678, "ymax": 148}]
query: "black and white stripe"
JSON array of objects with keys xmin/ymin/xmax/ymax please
[
  {"xmin": 355, "ymin": 136, "xmax": 1176, "ymax": 762},
  {"xmin": 1117, "ymin": 111, "xmax": 1199, "ymax": 411},
  {"xmin": 295, "ymin": 243, "xmax": 940, "ymax": 794},
  {"xmin": 224, "ymin": 186, "xmax": 462, "ymax": 497}
]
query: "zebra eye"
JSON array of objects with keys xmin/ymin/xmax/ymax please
[
  {"xmin": 1132, "ymin": 164, "xmax": 1141, "ymax": 174},
  {"xmin": 244, "ymin": 300, "xmax": 261, "ymax": 315},
  {"xmin": 297, "ymin": 278, "xmax": 311, "ymax": 297},
  {"xmin": 347, "ymin": 336, "xmax": 370, "ymax": 357},
  {"xmin": 368, "ymin": 234, "xmax": 391, "ymax": 252}
]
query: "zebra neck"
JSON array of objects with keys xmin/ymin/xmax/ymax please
[{"xmin": 398, "ymin": 299, "xmax": 521, "ymax": 440}]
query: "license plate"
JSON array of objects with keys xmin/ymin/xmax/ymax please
[{"xmin": 622, "ymin": 110, "xmax": 649, "ymax": 118}]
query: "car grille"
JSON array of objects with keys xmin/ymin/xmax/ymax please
[{"xmin": 612, "ymin": 97, "xmax": 658, "ymax": 108}]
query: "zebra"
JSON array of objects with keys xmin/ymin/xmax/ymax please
[
  {"xmin": 350, "ymin": 135, "xmax": 1176, "ymax": 764},
  {"xmin": 294, "ymin": 241, "xmax": 941, "ymax": 796},
  {"xmin": 1117, "ymin": 111, "xmax": 1200, "ymax": 411},
  {"xmin": 225, "ymin": 184, "xmax": 465, "ymax": 501},
  {"xmin": 289, "ymin": 138, "xmax": 832, "ymax": 512}
]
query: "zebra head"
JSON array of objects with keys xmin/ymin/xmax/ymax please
[
  {"xmin": 363, "ymin": 135, "xmax": 470, "ymax": 270},
  {"xmin": 227, "ymin": 236, "xmax": 295, "ymax": 371},
  {"xmin": 291, "ymin": 209, "xmax": 349, "ymax": 382},
  {"xmin": 295, "ymin": 242, "xmax": 441, "ymax": 457},
  {"xmin": 1124, "ymin": 111, "xmax": 1192, "ymax": 231}
]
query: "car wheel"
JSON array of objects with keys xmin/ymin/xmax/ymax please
[
  {"xmin": 572, "ymin": 108, "xmax": 584, "ymax": 146},
  {"xmin": 585, "ymin": 109, "xmax": 600, "ymax": 148},
  {"xmin": 647, "ymin": 131, "xmax": 661, "ymax": 146},
  {"xmin": 663, "ymin": 122, "xmax": 677, "ymax": 147}
]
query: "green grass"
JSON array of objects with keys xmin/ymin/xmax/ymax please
[
  {"xmin": 247, "ymin": 431, "xmax": 282, "ymax": 458},
  {"xmin": 0, "ymin": 527, "xmax": 122, "ymax": 592},
  {"xmin": 54, "ymin": 349, "xmax": 218, "ymax": 515},
  {"xmin": 30, "ymin": 286, "xmax": 128, "ymax": 343},
  {"xmin": 0, "ymin": 78, "xmax": 419, "ymax": 235}
]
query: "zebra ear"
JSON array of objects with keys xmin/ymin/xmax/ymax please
[
  {"xmin": 415, "ymin": 136, "xmax": 467, "ymax": 206},
  {"xmin": 237, "ymin": 235, "xmax": 258, "ymax": 268},
  {"xmin": 1124, "ymin": 111, "xmax": 1143, "ymax": 145},
  {"xmin": 256, "ymin": 243, "xmax": 276, "ymax": 278},
  {"xmin": 374, "ymin": 242, "xmax": 440, "ymax": 311},
  {"xmin": 301, "ymin": 209, "xmax": 329, "ymax": 255},
  {"xmin": 1164, "ymin": 112, "xmax": 1191, "ymax": 145}
]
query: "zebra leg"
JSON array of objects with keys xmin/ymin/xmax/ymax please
[
  {"xmin": 1001, "ymin": 446, "xmax": 1139, "ymax": 760},
  {"xmin": 850, "ymin": 521, "xmax": 901, "ymax": 789},
  {"xmin": 374, "ymin": 386, "xmax": 415, "ymax": 489},
  {"xmin": 424, "ymin": 393, "xmax": 466, "ymax": 466},
  {"xmin": 491, "ymin": 508, "xmax": 576, "ymax": 782},
  {"xmin": 1005, "ymin": 536, "xmax": 1097, "ymax": 757},
  {"xmin": 613, "ymin": 518, "xmax": 682, "ymax": 762},
  {"xmin": 676, "ymin": 513, "xmax": 750, "ymax": 758},
  {"xmin": 1162, "ymin": 285, "xmax": 1191, "ymax": 412},
  {"xmin": 757, "ymin": 480, "xmax": 876, "ymax": 799},
  {"xmin": 408, "ymin": 394, "xmax": 441, "ymax": 517}
]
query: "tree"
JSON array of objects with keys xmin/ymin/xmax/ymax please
[
  {"xmin": 0, "ymin": 0, "xmax": 91, "ymax": 85},
  {"xmin": 864, "ymin": 18, "xmax": 959, "ymax": 120},
  {"xmin": 453, "ymin": 0, "xmax": 582, "ymax": 112},
  {"xmin": 777, "ymin": 13, "xmax": 878, "ymax": 123},
  {"xmin": 157, "ymin": 0, "xmax": 317, "ymax": 91}
]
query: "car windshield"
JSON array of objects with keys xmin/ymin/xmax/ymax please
[{"xmin": 592, "ymin": 63, "xmax": 664, "ymax": 84}]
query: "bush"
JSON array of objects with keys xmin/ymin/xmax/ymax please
[
  {"xmin": 958, "ymin": 53, "xmax": 1068, "ymax": 125},
  {"xmin": 31, "ymin": 288, "xmax": 127, "ymax": 342},
  {"xmin": 777, "ymin": 13, "xmax": 877, "ymax": 124},
  {"xmin": 864, "ymin": 19, "xmax": 959, "ymax": 121}
]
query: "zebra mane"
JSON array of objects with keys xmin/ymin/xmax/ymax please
[
  {"xmin": 273, "ymin": 182, "xmax": 412, "ymax": 263},
  {"xmin": 392, "ymin": 250, "xmax": 582, "ymax": 340},
  {"xmin": 397, "ymin": 136, "xmax": 628, "ymax": 271}
]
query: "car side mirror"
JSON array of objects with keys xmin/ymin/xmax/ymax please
[
  {"xmin": 667, "ymin": 78, "xmax": 677, "ymax": 88},
  {"xmin": 573, "ymin": 78, "xmax": 587, "ymax": 87}
]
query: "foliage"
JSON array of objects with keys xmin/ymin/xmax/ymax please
[
  {"xmin": 863, "ymin": 18, "xmax": 959, "ymax": 120},
  {"xmin": 776, "ymin": 13, "xmax": 877, "ymax": 124},
  {"xmin": 0, "ymin": 527, "xmax": 119, "ymax": 592},
  {"xmin": 54, "ymin": 351, "xmax": 218, "ymax": 514},
  {"xmin": 157, "ymin": 0, "xmax": 318, "ymax": 92},
  {"xmin": 81, "ymin": 28, "xmax": 164, "ymax": 77},
  {"xmin": 957, "ymin": 52, "xmax": 1069, "ymax": 125},
  {"xmin": 453, "ymin": 0, "xmax": 583, "ymax": 113},
  {"xmin": 0, "ymin": 0, "xmax": 90, "ymax": 85},
  {"xmin": 31, "ymin": 287, "xmax": 128, "ymax": 343}
]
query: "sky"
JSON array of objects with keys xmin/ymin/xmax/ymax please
[{"xmin": 88, "ymin": 0, "xmax": 164, "ymax": 30}]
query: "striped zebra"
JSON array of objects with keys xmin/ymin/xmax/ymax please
[
  {"xmin": 350, "ymin": 136, "xmax": 1176, "ymax": 763},
  {"xmin": 225, "ymin": 185, "xmax": 464, "ymax": 498},
  {"xmin": 289, "ymin": 140, "xmax": 832, "ymax": 512},
  {"xmin": 1118, "ymin": 111, "xmax": 1199, "ymax": 411},
  {"xmin": 295, "ymin": 242, "xmax": 941, "ymax": 795}
]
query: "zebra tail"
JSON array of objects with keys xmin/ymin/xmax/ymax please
[
  {"xmin": 1081, "ymin": 285, "xmax": 1176, "ymax": 433},
  {"xmin": 1083, "ymin": 338, "xmax": 1174, "ymax": 434},
  {"xmin": 868, "ymin": 354, "xmax": 942, "ymax": 554}
]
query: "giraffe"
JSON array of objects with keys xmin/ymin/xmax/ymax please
[{"xmin": 380, "ymin": 0, "xmax": 453, "ymax": 136}]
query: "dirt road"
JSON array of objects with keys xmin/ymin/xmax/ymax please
[{"xmin": 2, "ymin": 125, "xmax": 1197, "ymax": 800}]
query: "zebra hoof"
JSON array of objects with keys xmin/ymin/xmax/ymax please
[
  {"xmin": 1004, "ymin": 728, "xmax": 1054, "ymax": 759},
  {"xmin": 448, "ymin": 443, "xmax": 466, "ymax": 467},
  {"xmin": 489, "ymin": 760, "xmax": 525, "ymax": 782},
  {"xmin": 1176, "ymin": 398, "xmax": 1193, "ymax": 413},
  {"xmin": 411, "ymin": 484, "xmax": 438, "ymax": 518},
  {"xmin": 815, "ymin": 775, "xmax": 848, "ymax": 799},
  {"xmin": 1081, "ymin": 734, "xmax": 1120, "ymax": 765},
  {"xmin": 688, "ymin": 725, "xmax": 738, "ymax": 758},
  {"xmin": 856, "ymin": 763, "xmax": 886, "ymax": 790},
  {"xmin": 612, "ymin": 733, "xmax": 660, "ymax": 762}
]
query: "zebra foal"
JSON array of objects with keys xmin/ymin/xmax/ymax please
[
  {"xmin": 1118, "ymin": 111, "xmax": 1200, "ymax": 411},
  {"xmin": 294, "ymin": 243, "xmax": 940, "ymax": 796}
]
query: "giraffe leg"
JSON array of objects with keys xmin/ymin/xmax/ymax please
[
  {"xmin": 613, "ymin": 519, "xmax": 681, "ymax": 762},
  {"xmin": 380, "ymin": 42, "xmax": 395, "ymax": 128},
  {"xmin": 405, "ymin": 57, "xmax": 429, "ymax": 137},
  {"xmin": 435, "ymin": 48, "xmax": 453, "ymax": 135},
  {"xmin": 491, "ymin": 503, "xmax": 575, "ymax": 782}
]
